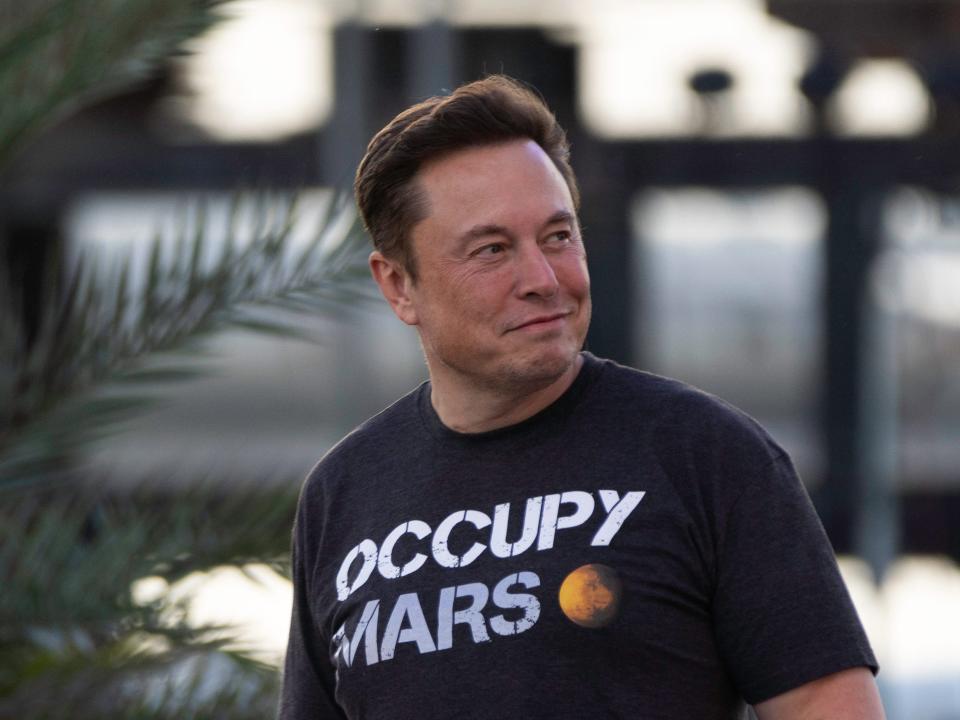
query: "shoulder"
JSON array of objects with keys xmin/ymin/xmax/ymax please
[
  {"xmin": 584, "ymin": 354, "xmax": 785, "ymax": 459},
  {"xmin": 299, "ymin": 382, "xmax": 427, "ymax": 502},
  {"xmin": 580, "ymin": 355, "xmax": 792, "ymax": 520},
  {"xmin": 585, "ymin": 354, "xmax": 715, "ymax": 411}
]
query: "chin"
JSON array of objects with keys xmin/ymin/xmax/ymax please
[{"xmin": 496, "ymin": 345, "xmax": 579, "ymax": 390}]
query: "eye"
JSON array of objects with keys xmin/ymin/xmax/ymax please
[
  {"xmin": 547, "ymin": 230, "xmax": 572, "ymax": 244},
  {"xmin": 474, "ymin": 243, "xmax": 505, "ymax": 256}
]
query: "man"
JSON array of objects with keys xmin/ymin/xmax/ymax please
[{"xmin": 280, "ymin": 75, "xmax": 884, "ymax": 719}]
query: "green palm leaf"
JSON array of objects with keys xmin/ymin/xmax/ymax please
[{"xmin": 0, "ymin": 2, "xmax": 378, "ymax": 715}]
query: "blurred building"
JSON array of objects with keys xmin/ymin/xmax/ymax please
[
  {"xmin": 4, "ymin": 2, "xmax": 960, "ymax": 717},
  {"xmin": 2, "ymin": 0, "xmax": 959, "ymax": 603}
]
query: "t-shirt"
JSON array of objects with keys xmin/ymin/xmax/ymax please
[{"xmin": 279, "ymin": 353, "xmax": 877, "ymax": 719}]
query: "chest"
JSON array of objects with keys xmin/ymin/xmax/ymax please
[{"xmin": 311, "ymin": 446, "xmax": 733, "ymax": 716}]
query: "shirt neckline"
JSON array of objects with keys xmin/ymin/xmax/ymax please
[{"xmin": 416, "ymin": 351, "xmax": 604, "ymax": 445}]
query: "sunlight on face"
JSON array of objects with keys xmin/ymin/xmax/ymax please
[{"xmin": 402, "ymin": 140, "xmax": 590, "ymax": 396}]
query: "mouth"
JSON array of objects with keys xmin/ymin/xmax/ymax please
[{"xmin": 509, "ymin": 311, "xmax": 571, "ymax": 332}]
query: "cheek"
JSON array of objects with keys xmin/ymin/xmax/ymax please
[
  {"xmin": 457, "ymin": 269, "xmax": 513, "ymax": 306},
  {"xmin": 558, "ymin": 258, "xmax": 590, "ymax": 295}
]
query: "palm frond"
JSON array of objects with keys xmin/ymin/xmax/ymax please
[
  {"xmin": 0, "ymin": 190, "xmax": 372, "ymax": 488},
  {"xmin": 0, "ymin": 189, "xmax": 369, "ymax": 714},
  {"xmin": 0, "ymin": 1, "xmax": 379, "ymax": 713},
  {"xmin": 0, "ymin": 474, "xmax": 299, "ymax": 717},
  {"xmin": 0, "ymin": 0, "xmax": 228, "ymax": 169}
]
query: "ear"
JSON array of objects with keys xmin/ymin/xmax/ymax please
[{"xmin": 369, "ymin": 251, "xmax": 419, "ymax": 326}]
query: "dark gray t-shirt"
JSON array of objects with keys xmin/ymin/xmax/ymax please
[{"xmin": 279, "ymin": 353, "xmax": 877, "ymax": 719}]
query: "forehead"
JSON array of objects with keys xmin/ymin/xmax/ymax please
[{"xmin": 414, "ymin": 139, "xmax": 575, "ymax": 232}]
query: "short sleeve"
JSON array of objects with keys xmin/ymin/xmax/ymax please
[
  {"xmin": 711, "ymin": 453, "xmax": 878, "ymax": 704},
  {"xmin": 278, "ymin": 489, "xmax": 346, "ymax": 719}
]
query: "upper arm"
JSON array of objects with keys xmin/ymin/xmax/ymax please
[
  {"xmin": 278, "ymin": 476, "xmax": 347, "ymax": 720},
  {"xmin": 753, "ymin": 667, "xmax": 885, "ymax": 720},
  {"xmin": 710, "ymin": 453, "xmax": 879, "ymax": 702}
]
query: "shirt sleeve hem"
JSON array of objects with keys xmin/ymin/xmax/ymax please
[{"xmin": 742, "ymin": 652, "xmax": 880, "ymax": 705}]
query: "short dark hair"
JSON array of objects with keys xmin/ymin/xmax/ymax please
[{"xmin": 354, "ymin": 75, "xmax": 579, "ymax": 280}]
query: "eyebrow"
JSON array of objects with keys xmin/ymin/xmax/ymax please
[
  {"xmin": 459, "ymin": 223, "xmax": 510, "ymax": 243},
  {"xmin": 543, "ymin": 210, "xmax": 576, "ymax": 229},
  {"xmin": 457, "ymin": 210, "xmax": 576, "ymax": 246}
]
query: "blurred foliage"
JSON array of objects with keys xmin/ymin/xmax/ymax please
[
  {"xmin": 0, "ymin": 191, "xmax": 371, "ymax": 716},
  {"xmin": 0, "ymin": 0, "xmax": 372, "ymax": 717},
  {"xmin": 0, "ymin": 191, "xmax": 371, "ymax": 487},
  {"xmin": 0, "ymin": 0, "xmax": 227, "ymax": 169},
  {"xmin": 0, "ymin": 481, "xmax": 296, "ymax": 719}
]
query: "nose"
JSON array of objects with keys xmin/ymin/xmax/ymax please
[{"xmin": 514, "ymin": 243, "xmax": 559, "ymax": 298}]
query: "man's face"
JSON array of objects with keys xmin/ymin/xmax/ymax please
[{"xmin": 397, "ymin": 138, "xmax": 591, "ymax": 393}]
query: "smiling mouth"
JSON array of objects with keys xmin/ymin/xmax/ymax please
[{"xmin": 510, "ymin": 312, "xmax": 570, "ymax": 332}]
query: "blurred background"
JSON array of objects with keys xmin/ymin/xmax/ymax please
[{"xmin": 1, "ymin": 0, "xmax": 959, "ymax": 717}]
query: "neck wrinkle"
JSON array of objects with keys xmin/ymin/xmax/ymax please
[{"xmin": 430, "ymin": 354, "xmax": 584, "ymax": 434}]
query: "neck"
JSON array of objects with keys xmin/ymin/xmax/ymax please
[{"xmin": 428, "ymin": 354, "xmax": 583, "ymax": 434}]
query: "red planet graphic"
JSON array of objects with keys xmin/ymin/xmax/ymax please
[{"xmin": 558, "ymin": 563, "xmax": 622, "ymax": 628}]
